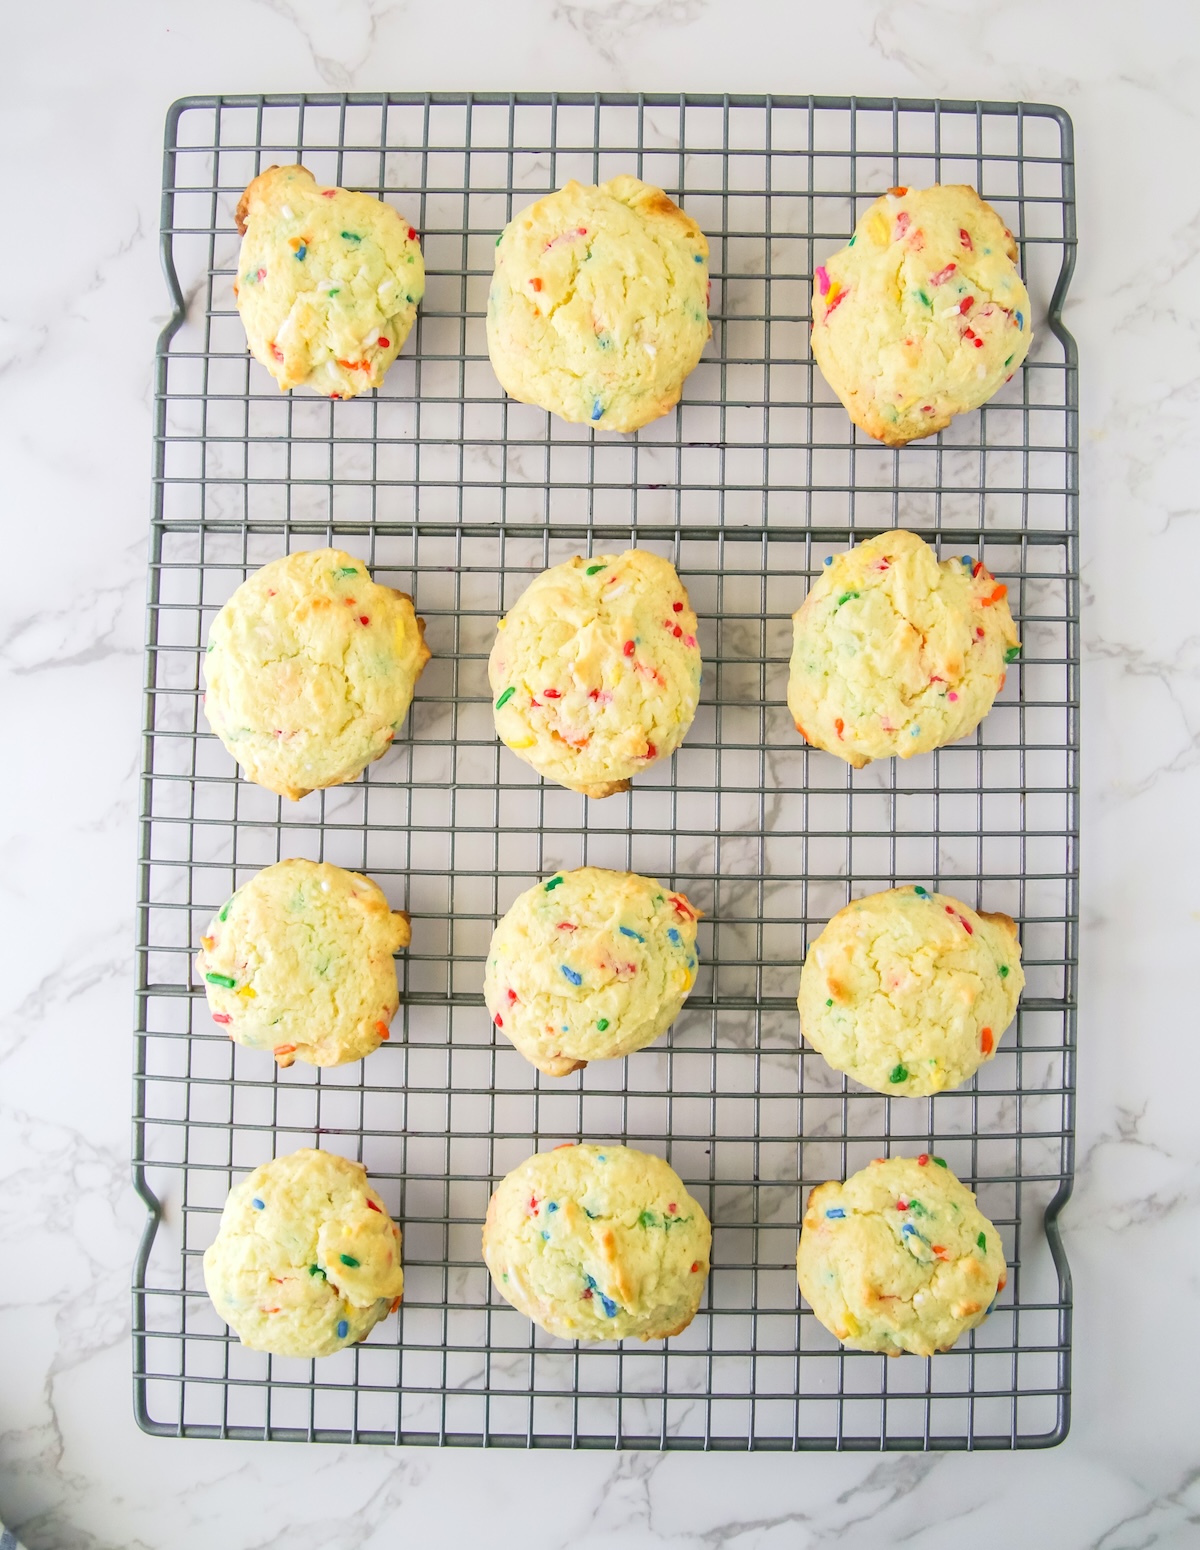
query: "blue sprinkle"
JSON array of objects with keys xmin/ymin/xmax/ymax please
[
  {"xmin": 599, "ymin": 1294, "xmax": 618, "ymax": 1318},
  {"xmin": 823, "ymin": 556, "xmax": 833, "ymax": 566},
  {"xmin": 583, "ymin": 1273, "xmax": 598, "ymax": 1290},
  {"xmin": 541, "ymin": 1230, "xmax": 550, "ymax": 1241},
  {"xmin": 561, "ymin": 965, "xmax": 582, "ymax": 986},
  {"xmin": 693, "ymin": 254, "xmax": 703, "ymax": 262},
  {"xmin": 252, "ymin": 1198, "xmax": 265, "ymax": 1210},
  {"xmin": 825, "ymin": 1207, "xmax": 845, "ymax": 1219},
  {"xmin": 591, "ymin": 400, "xmax": 603, "ymax": 421},
  {"xmin": 619, "ymin": 926, "xmax": 644, "ymax": 942},
  {"xmin": 597, "ymin": 1155, "xmax": 606, "ymax": 1162},
  {"xmin": 1015, "ymin": 310, "xmax": 1025, "ymax": 330},
  {"xmin": 583, "ymin": 1207, "xmax": 598, "ymax": 1219},
  {"xmin": 547, "ymin": 1201, "xmax": 559, "ymax": 1212},
  {"xmin": 561, "ymin": 1025, "xmax": 568, "ymax": 1032},
  {"xmin": 295, "ymin": 244, "xmax": 307, "ymax": 261},
  {"xmin": 902, "ymin": 1223, "xmax": 917, "ymax": 1236},
  {"xmin": 667, "ymin": 927, "xmax": 681, "ymax": 944},
  {"xmin": 961, "ymin": 555, "xmax": 973, "ymax": 566},
  {"xmin": 910, "ymin": 725, "xmax": 921, "ymax": 737},
  {"xmin": 336, "ymin": 1319, "xmax": 349, "ymax": 1338},
  {"xmin": 687, "ymin": 956, "xmax": 696, "ymax": 968}
]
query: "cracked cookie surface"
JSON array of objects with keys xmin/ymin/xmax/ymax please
[
  {"xmin": 798, "ymin": 886, "xmax": 1024, "ymax": 1096},
  {"xmin": 203, "ymin": 1149, "xmax": 404, "ymax": 1358},
  {"xmin": 483, "ymin": 867, "xmax": 700, "ymax": 1076},
  {"xmin": 486, "ymin": 176, "xmax": 710, "ymax": 432},
  {"xmin": 811, "ymin": 183, "xmax": 1031, "ymax": 445},
  {"xmin": 197, "ymin": 858, "xmax": 411, "ymax": 1068},
  {"xmin": 203, "ymin": 547, "xmax": 430, "ymax": 799},
  {"xmin": 489, "ymin": 550, "xmax": 701, "ymax": 796},
  {"xmin": 798, "ymin": 1156, "xmax": 1007, "ymax": 1356},
  {"xmin": 234, "ymin": 164, "xmax": 424, "ymax": 398},
  {"xmin": 787, "ymin": 529, "xmax": 1019, "ymax": 767},
  {"xmin": 483, "ymin": 1144, "xmax": 711, "ymax": 1342}
]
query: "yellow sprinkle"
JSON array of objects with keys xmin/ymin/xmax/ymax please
[
  {"xmin": 200, "ymin": 936, "xmax": 215, "ymax": 950},
  {"xmin": 824, "ymin": 281, "xmax": 841, "ymax": 309},
  {"xmin": 237, "ymin": 985, "xmax": 257, "ymax": 999},
  {"xmin": 868, "ymin": 213, "xmax": 889, "ymax": 245},
  {"xmin": 510, "ymin": 736, "xmax": 537, "ymax": 749}
]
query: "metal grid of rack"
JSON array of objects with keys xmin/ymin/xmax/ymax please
[{"xmin": 134, "ymin": 92, "xmax": 1078, "ymax": 1450}]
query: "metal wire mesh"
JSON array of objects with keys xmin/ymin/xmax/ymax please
[{"xmin": 133, "ymin": 92, "xmax": 1078, "ymax": 1450}]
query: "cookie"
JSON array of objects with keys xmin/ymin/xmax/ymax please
[
  {"xmin": 797, "ymin": 1155, "xmax": 1007, "ymax": 1356},
  {"xmin": 811, "ymin": 184, "xmax": 1032, "ymax": 445},
  {"xmin": 197, "ymin": 859, "xmax": 411, "ymax": 1068},
  {"xmin": 489, "ymin": 551, "xmax": 701, "ymax": 797},
  {"xmin": 787, "ymin": 529, "xmax": 1019, "ymax": 767},
  {"xmin": 203, "ymin": 1149, "xmax": 404, "ymax": 1358},
  {"xmin": 798, "ymin": 886, "xmax": 1024, "ymax": 1096},
  {"xmin": 203, "ymin": 548, "xmax": 430, "ymax": 800},
  {"xmin": 483, "ymin": 867, "xmax": 700, "ymax": 1077},
  {"xmin": 486, "ymin": 176, "xmax": 710, "ymax": 432},
  {"xmin": 483, "ymin": 1143, "xmax": 710, "ymax": 1342},
  {"xmin": 234, "ymin": 164, "xmax": 424, "ymax": 399}
]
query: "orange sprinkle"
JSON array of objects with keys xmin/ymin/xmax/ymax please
[
  {"xmin": 375, "ymin": 1020, "xmax": 390, "ymax": 1040},
  {"xmin": 981, "ymin": 1027, "xmax": 994, "ymax": 1054},
  {"xmin": 335, "ymin": 357, "xmax": 371, "ymax": 371},
  {"xmin": 982, "ymin": 583, "xmax": 1009, "ymax": 605},
  {"xmin": 888, "ymin": 185, "xmax": 908, "ymax": 196},
  {"xmin": 530, "ymin": 276, "xmax": 543, "ymax": 291},
  {"xmin": 932, "ymin": 1245, "xmax": 949, "ymax": 1260},
  {"xmin": 273, "ymin": 1043, "xmax": 296, "ymax": 1056},
  {"xmin": 200, "ymin": 935, "xmax": 215, "ymax": 950},
  {"xmin": 834, "ymin": 717, "xmax": 845, "ymax": 740}
]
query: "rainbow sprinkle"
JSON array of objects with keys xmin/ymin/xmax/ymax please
[
  {"xmin": 561, "ymin": 966, "xmax": 582, "ymax": 985},
  {"xmin": 585, "ymin": 563, "xmax": 606, "ymax": 575},
  {"xmin": 591, "ymin": 400, "xmax": 603, "ymax": 421},
  {"xmin": 618, "ymin": 926, "xmax": 644, "ymax": 942},
  {"xmin": 495, "ymin": 686, "xmax": 515, "ymax": 709},
  {"xmin": 999, "ymin": 965, "xmax": 1010, "ymax": 978},
  {"xmin": 339, "ymin": 1254, "xmax": 360, "ymax": 1268},
  {"xmin": 544, "ymin": 876, "xmax": 564, "ymax": 892},
  {"xmin": 206, "ymin": 973, "xmax": 236, "ymax": 989},
  {"xmin": 667, "ymin": 928, "xmax": 681, "ymax": 944},
  {"xmin": 825, "ymin": 1207, "xmax": 845, "ymax": 1219},
  {"xmin": 337, "ymin": 1319, "xmax": 349, "ymax": 1338},
  {"xmin": 977, "ymin": 1232, "xmax": 987, "ymax": 1251},
  {"xmin": 1005, "ymin": 646, "xmax": 1021, "ymax": 662},
  {"xmin": 596, "ymin": 1018, "xmax": 609, "ymax": 1031},
  {"xmin": 889, "ymin": 1064, "xmax": 909, "ymax": 1084},
  {"xmin": 308, "ymin": 1264, "xmax": 326, "ymax": 1278},
  {"xmin": 252, "ymin": 1198, "xmax": 265, "ymax": 1210}
]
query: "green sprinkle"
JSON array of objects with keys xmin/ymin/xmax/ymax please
[
  {"xmin": 494, "ymin": 686, "xmax": 515, "ymax": 709},
  {"xmin": 909, "ymin": 1198, "xmax": 927, "ymax": 1216},
  {"xmin": 1004, "ymin": 354, "xmax": 1014, "ymax": 367},
  {"xmin": 339, "ymin": 1254, "xmax": 360, "ymax": 1268},
  {"xmin": 544, "ymin": 876, "xmax": 564, "ymax": 892},
  {"xmin": 914, "ymin": 885, "xmax": 928, "ymax": 897},
  {"xmin": 495, "ymin": 234, "xmax": 503, "ymax": 246},
  {"xmin": 218, "ymin": 901, "xmax": 232, "ymax": 922},
  {"xmin": 638, "ymin": 1210, "xmax": 656, "ymax": 1228},
  {"xmin": 917, "ymin": 289, "xmax": 931, "ymax": 307},
  {"xmin": 341, "ymin": 231, "xmax": 361, "ymax": 242},
  {"xmin": 999, "ymin": 964, "xmax": 1010, "ymax": 978},
  {"xmin": 835, "ymin": 590, "xmax": 860, "ymax": 607},
  {"xmin": 596, "ymin": 1017, "xmax": 610, "ymax": 1031},
  {"xmin": 328, "ymin": 287, "xmax": 340, "ymax": 296},
  {"xmin": 1005, "ymin": 645, "xmax": 1021, "ymax": 662},
  {"xmin": 888, "ymin": 1064, "xmax": 909, "ymax": 1084},
  {"xmin": 933, "ymin": 1157, "xmax": 947, "ymax": 1167},
  {"xmin": 585, "ymin": 563, "xmax": 607, "ymax": 576},
  {"xmin": 308, "ymin": 1264, "xmax": 327, "ymax": 1279},
  {"xmin": 848, "ymin": 234, "xmax": 857, "ymax": 246},
  {"xmin": 977, "ymin": 1232, "xmax": 987, "ymax": 1251},
  {"xmin": 205, "ymin": 972, "xmax": 236, "ymax": 989},
  {"xmin": 337, "ymin": 566, "xmax": 358, "ymax": 577},
  {"xmin": 825, "ymin": 998, "xmax": 833, "ymax": 1008}
]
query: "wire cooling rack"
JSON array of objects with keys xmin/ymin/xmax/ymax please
[{"xmin": 134, "ymin": 92, "xmax": 1078, "ymax": 1451}]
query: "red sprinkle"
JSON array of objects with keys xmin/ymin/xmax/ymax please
[
  {"xmin": 896, "ymin": 1200, "xmax": 909, "ymax": 1211},
  {"xmin": 690, "ymin": 1261, "xmax": 700, "ymax": 1273},
  {"xmin": 375, "ymin": 1020, "xmax": 390, "ymax": 1038},
  {"xmin": 321, "ymin": 189, "xmax": 336, "ymax": 198},
  {"xmin": 623, "ymin": 640, "xmax": 635, "ymax": 656},
  {"xmin": 973, "ymin": 562, "xmax": 985, "ymax": 577},
  {"xmin": 976, "ymin": 627, "xmax": 986, "ymax": 639},
  {"xmin": 407, "ymin": 227, "xmax": 417, "ymax": 241},
  {"xmin": 668, "ymin": 1203, "xmax": 677, "ymax": 1214},
  {"xmin": 507, "ymin": 989, "xmax": 518, "ymax": 1002},
  {"xmin": 960, "ymin": 228, "xmax": 973, "ymax": 250},
  {"xmin": 529, "ymin": 1196, "xmax": 540, "ymax": 1215},
  {"xmin": 959, "ymin": 296, "xmax": 974, "ymax": 315},
  {"xmin": 645, "ymin": 743, "xmax": 657, "ymax": 759},
  {"xmin": 673, "ymin": 601, "xmax": 684, "ymax": 612},
  {"xmin": 543, "ymin": 688, "xmax": 561, "ymax": 699},
  {"xmin": 377, "ymin": 336, "xmax": 391, "ymax": 349},
  {"xmin": 825, "ymin": 288, "xmax": 847, "ymax": 316},
  {"xmin": 530, "ymin": 277, "xmax": 543, "ymax": 291},
  {"xmin": 929, "ymin": 262, "xmax": 957, "ymax": 285},
  {"xmin": 557, "ymin": 922, "xmax": 577, "ymax": 931},
  {"xmin": 212, "ymin": 1013, "xmax": 232, "ymax": 1025},
  {"xmin": 918, "ymin": 1154, "xmax": 929, "ymax": 1165},
  {"xmin": 270, "ymin": 343, "xmax": 284, "ymax": 363},
  {"xmin": 359, "ymin": 615, "xmax": 370, "ymax": 625},
  {"xmin": 981, "ymin": 1027, "xmax": 995, "ymax": 1054},
  {"xmin": 494, "ymin": 1014, "xmax": 504, "ymax": 1027},
  {"xmin": 895, "ymin": 211, "xmax": 911, "ymax": 237},
  {"xmin": 366, "ymin": 1199, "xmax": 382, "ymax": 1212},
  {"xmin": 932, "ymin": 1245, "xmax": 949, "ymax": 1261},
  {"xmin": 582, "ymin": 1288, "xmax": 593, "ymax": 1299},
  {"xmin": 588, "ymin": 688, "xmax": 600, "ymax": 700},
  {"xmin": 673, "ymin": 626, "xmax": 683, "ymax": 638}
]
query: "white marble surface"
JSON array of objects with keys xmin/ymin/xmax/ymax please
[{"xmin": 2, "ymin": 2, "xmax": 1199, "ymax": 1545}]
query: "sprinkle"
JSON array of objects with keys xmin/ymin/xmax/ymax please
[
  {"xmin": 825, "ymin": 998, "xmax": 833, "ymax": 1007},
  {"xmin": 1015, "ymin": 310, "xmax": 1025, "ymax": 330},
  {"xmin": 980, "ymin": 1027, "xmax": 995, "ymax": 1055},
  {"xmin": 581, "ymin": 1288, "xmax": 593, "ymax": 1300},
  {"xmin": 834, "ymin": 718, "xmax": 845, "ymax": 740},
  {"xmin": 339, "ymin": 1254, "xmax": 360, "ymax": 1268},
  {"xmin": 645, "ymin": 743, "xmax": 657, "ymax": 759},
  {"xmin": 889, "ymin": 186, "xmax": 909, "ymax": 198},
  {"xmin": 825, "ymin": 1207, "xmax": 845, "ymax": 1219},
  {"xmin": 357, "ymin": 615, "xmax": 371, "ymax": 626},
  {"xmin": 212, "ymin": 1013, "xmax": 232, "ymax": 1025},
  {"xmin": 929, "ymin": 262, "xmax": 957, "ymax": 285},
  {"xmin": 407, "ymin": 227, "xmax": 417, "ymax": 241},
  {"xmin": 530, "ymin": 276, "xmax": 543, "ymax": 291},
  {"xmin": 691, "ymin": 1261, "xmax": 700, "ymax": 1272},
  {"xmin": 933, "ymin": 1157, "xmax": 947, "ymax": 1167},
  {"xmin": 596, "ymin": 1018, "xmax": 609, "ymax": 1031},
  {"xmin": 495, "ymin": 686, "xmax": 515, "ymax": 709},
  {"xmin": 1005, "ymin": 354, "xmax": 1014, "ymax": 367},
  {"xmin": 902, "ymin": 1223, "xmax": 917, "ymax": 1237},
  {"xmin": 619, "ymin": 926, "xmax": 644, "ymax": 942},
  {"xmin": 667, "ymin": 928, "xmax": 681, "ymax": 944},
  {"xmin": 638, "ymin": 1210, "xmax": 655, "ymax": 1228},
  {"xmin": 377, "ymin": 336, "xmax": 391, "ymax": 349},
  {"xmin": 309, "ymin": 1263, "xmax": 326, "ymax": 1277},
  {"xmin": 375, "ymin": 1020, "xmax": 390, "ymax": 1040},
  {"xmin": 337, "ymin": 1320, "xmax": 349, "ymax": 1338},
  {"xmin": 547, "ymin": 1201, "xmax": 559, "ymax": 1213},
  {"xmin": 273, "ymin": 1044, "xmax": 297, "ymax": 1057},
  {"xmin": 205, "ymin": 972, "xmax": 236, "ymax": 989},
  {"xmin": 947, "ymin": 691, "xmax": 958, "ymax": 702},
  {"xmin": 910, "ymin": 725, "xmax": 921, "ymax": 737},
  {"xmin": 623, "ymin": 640, "xmax": 635, "ymax": 656},
  {"xmin": 916, "ymin": 289, "xmax": 931, "ymax": 308},
  {"xmin": 977, "ymin": 1233, "xmax": 987, "ymax": 1251},
  {"xmin": 668, "ymin": 1203, "xmax": 677, "ymax": 1214},
  {"xmin": 541, "ymin": 1230, "xmax": 550, "ymax": 1241},
  {"xmin": 673, "ymin": 600, "xmax": 684, "ymax": 612},
  {"xmin": 507, "ymin": 989, "xmax": 518, "ymax": 1002},
  {"xmin": 542, "ymin": 688, "xmax": 561, "ymax": 699},
  {"xmin": 815, "ymin": 265, "xmax": 831, "ymax": 296},
  {"xmin": 252, "ymin": 1198, "xmax": 265, "ymax": 1210},
  {"xmin": 932, "ymin": 1245, "xmax": 949, "ymax": 1260},
  {"xmin": 1005, "ymin": 645, "xmax": 1021, "ymax": 662},
  {"xmin": 200, "ymin": 935, "xmax": 215, "ymax": 950},
  {"xmin": 295, "ymin": 244, "xmax": 307, "ymax": 260},
  {"xmin": 823, "ymin": 556, "xmax": 833, "ymax": 566},
  {"xmin": 591, "ymin": 400, "xmax": 603, "ymax": 421},
  {"xmin": 341, "ymin": 232, "xmax": 361, "ymax": 242},
  {"xmin": 337, "ymin": 566, "xmax": 358, "ymax": 577},
  {"xmin": 999, "ymin": 965, "xmax": 1010, "ymax": 978},
  {"xmin": 270, "ymin": 343, "xmax": 284, "ymax": 363},
  {"xmin": 561, "ymin": 965, "xmax": 582, "ymax": 986},
  {"xmin": 237, "ymin": 985, "xmax": 256, "ymax": 1000},
  {"xmin": 960, "ymin": 228, "xmax": 973, "ymax": 250},
  {"xmin": 366, "ymin": 1200, "xmax": 382, "ymax": 1214},
  {"xmin": 599, "ymin": 1294, "xmax": 617, "ymax": 1317},
  {"xmin": 544, "ymin": 875, "xmax": 564, "ymax": 892},
  {"xmin": 835, "ymin": 591, "xmax": 859, "ymax": 607},
  {"xmin": 896, "ymin": 1200, "xmax": 909, "ymax": 1211},
  {"xmin": 824, "ymin": 282, "xmax": 845, "ymax": 313},
  {"xmin": 889, "ymin": 1064, "xmax": 909, "ymax": 1084},
  {"xmin": 494, "ymin": 1014, "xmax": 504, "ymax": 1028},
  {"xmin": 914, "ymin": 885, "xmax": 928, "ymax": 896},
  {"xmin": 586, "ymin": 563, "xmax": 606, "ymax": 576},
  {"xmin": 918, "ymin": 1155, "xmax": 929, "ymax": 1165}
]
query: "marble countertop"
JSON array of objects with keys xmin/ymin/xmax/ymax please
[{"xmin": 3, "ymin": 2, "xmax": 1197, "ymax": 1546}]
